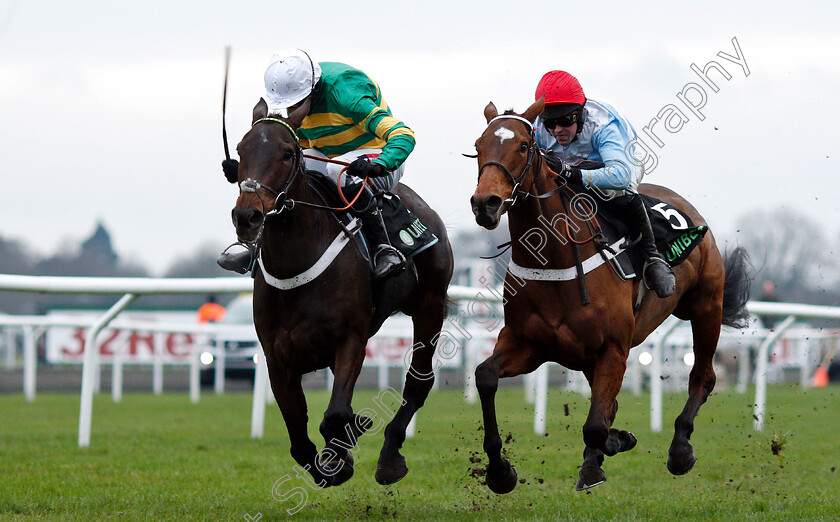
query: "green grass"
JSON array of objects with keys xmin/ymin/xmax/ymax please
[{"xmin": 1, "ymin": 384, "xmax": 838, "ymax": 520}]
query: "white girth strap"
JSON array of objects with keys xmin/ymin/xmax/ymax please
[
  {"xmin": 508, "ymin": 238, "xmax": 629, "ymax": 281},
  {"xmin": 258, "ymin": 218, "xmax": 360, "ymax": 290}
]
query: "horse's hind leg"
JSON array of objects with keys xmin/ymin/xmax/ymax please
[
  {"xmin": 668, "ymin": 303, "xmax": 722, "ymax": 475},
  {"xmin": 577, "ymin": 343, "xmax": 637, "ymax": 490},
  {"xmin": 375, "ymin": 296, "xmax": 447, "ymax": 485},
  {"xmin": 476, "ymin": 332, "xmax": 541, "ymax": 494}
]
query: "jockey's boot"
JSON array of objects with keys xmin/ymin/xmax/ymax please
[
  {"xmin": 351, "ymin": 184, "xmax": 406, "ymax": 279},
  {"xmin": 622, "ymin": 194, "xmax": 676, "ymax": 298},
  {"xmin": 216, "ymin": 247, "xmax": 253, "ymax": 275}
]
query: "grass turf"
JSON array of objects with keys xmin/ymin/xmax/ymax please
[{"xmin": 0, "ymin": 383, "xmax": 838, "ymax": 520}]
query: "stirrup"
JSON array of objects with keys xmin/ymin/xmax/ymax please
[
  {"xmin": 216, "ymin": 244, "xmax": 255, "ymax": 275},
  {"xmin": 642, "ymin": 257, "xmax": 676, "ymax": 298},
  {"xmin": 372, "ymin": 244, "xmax": 406, "ymax": 279}
]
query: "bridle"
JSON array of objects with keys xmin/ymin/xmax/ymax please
[
  {"xmin": 477, "ymin": 115, "xmax": 541, "ymax": 208},
  {"xmin": 239, "ymin": 117, "xmax": 305, "ymax": 218}
]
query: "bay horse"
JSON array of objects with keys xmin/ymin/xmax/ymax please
[
  {"xmin": 231, "ymin": 98, "xmax": 453, "ymax": 487},
  {"xmin": 469, "ymin": 98, "xmax": 751, "ymax": 493}
]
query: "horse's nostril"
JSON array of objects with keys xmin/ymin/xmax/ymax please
[
  {"xmin": 485, "ymin": 195, "xmax": 503, "ymax": 213},
  {"xmin": 247, "ymin": 209, "xmax": 264, "ymax": 229},
  {"xmin": 232, "ymin": 208, "xmax": 264, "ymax": 231}
]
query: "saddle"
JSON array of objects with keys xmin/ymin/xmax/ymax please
[{"xmin": 304, "ymin": 172, "xmax": 438, "ymax": 264}]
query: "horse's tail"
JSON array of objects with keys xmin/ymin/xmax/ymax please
[{"xmin": 721, "ymin": 247, "xmax": 752, "ymax": 329}]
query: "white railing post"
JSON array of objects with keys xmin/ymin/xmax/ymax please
[
  {"xmin": 152, "ymin": 332, "xmax": 163, "ymax": 395},
  {"xmin": 214, "ymin": 337, "xmax": 225, "ymax": 395},
  {"xmin": 251, "ymin": 353, "xmax": 269, "ymax": 438},
  {"xmin": 23, "ymin": 326, "xmax": 37, "ymax": 401},
  {"xmin": 3, "ymin": 328, "xmax": 15, "ymax": 369},
  {"xmin": 78, "ymin": 293, "xmax": 137, "ymax": 447},
  {"xmin": 524, "ymin": 371, "xmax": 536, "ymax": 404},
  {"xmin": 533, "ymin": 362, "xmax": 549, "ymax": 435},
  {"xmin": 629, "ymin": 350, "xmax": 642, "ymax": 396},
  {"xmin": 754, "ymin": 315, "xmax": 797, "ymax": 431},
  {"xmin": 189, "ymin": 342, "xmax": 201, "ymax": 404},
  {"xmin": 651, "ymin": 317, "xmax": 682, "ymax": 433},
  {"xmin": 463, "ymin": 339, "xmax": 478, "ymax": 404},
  {"xmin": 736, "ymin": 342, "xmax": 752, "ymax": 394},
  {"xmin": 112, "ymin": 332, "xmax": 127, "ymax": 403}
]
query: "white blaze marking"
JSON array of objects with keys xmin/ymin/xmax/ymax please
[{"xmin": 495, "ymin": 126, "xmax": 514, "ymax": 143}]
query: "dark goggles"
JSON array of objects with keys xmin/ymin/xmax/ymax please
[{"xmin": 543, "ymin": 112, "xmax": 579, "ymax": 130}]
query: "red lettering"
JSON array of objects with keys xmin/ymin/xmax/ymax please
[
  {"xmin": 99, "ymin": 330, "xmax": 120, "ymax": 356},
  {"xmin": 129, "ymin": 331, "xmax": 156, "ymax": 356},
  {"xmin": 61, "ymin": 328, "xmax": 86, "ymax": 356},
  {"xmin": 166, "ymin": 333, "xmax": 193, "ymax": 358}
]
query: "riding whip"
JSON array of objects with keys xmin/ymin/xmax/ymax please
[{"xmin": 222, "ymin": 45, "xmax": 232, "ymax": 161}]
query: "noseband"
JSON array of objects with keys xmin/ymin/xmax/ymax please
[{"xmin": 477, "ymin": 115, "xmax": 540, "ymax": 207}]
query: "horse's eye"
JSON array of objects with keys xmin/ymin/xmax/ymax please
[
  {"xmin": 519, "ymin": 142, "xmax": 528, "ymax": 153},
  {"xmin": 283, "ymin": 149, "xmax": 293, "ymax": 160}
]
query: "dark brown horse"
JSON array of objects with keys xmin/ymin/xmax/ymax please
[
  {"xmin": 469, "ymin": 98, "xmax": 751, "ymax": 493},
  {"xmin": 231, "ymin": 99, "xmax": 453, "ymax": 487}
]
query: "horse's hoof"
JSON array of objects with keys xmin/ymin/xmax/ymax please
[
  {"xmin": 316, "ymin": 452, "xmax": 355, "ymax": 487},
  {"xmin": 667, "ymin": 450, "xmax": 697, "ymax": 476},
  {"xmin": 327, "ymin": 456, "xmax": 355, "ymax": 486},
  {"xmin": 616, "ymin": 430, "xmax": 637, "ymax": 453},
  {"xmin": 576, "ymin": 465, "xmax": 606, "ymax": 491},
  {"xmin": 375, "ymin": 455, "xmax": 408, "ymax": 485},
  {"xmin": 486, "ymin": 458, "xmax": 518, "ymax": 495},
  {"xmin": 605, "ymin": 429, "xmax": 637, "ymax": 456}
]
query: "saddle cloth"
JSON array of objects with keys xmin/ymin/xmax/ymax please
[{"xmin": 587, "ymin": 192, "xmax": 708, "ymax": 279}]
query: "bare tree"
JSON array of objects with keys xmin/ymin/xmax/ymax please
[{"xmin": 734, "ymin": 208, "xmax": 829, "ymax": 300}]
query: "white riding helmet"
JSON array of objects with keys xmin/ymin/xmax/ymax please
[{"xmin": 262, "ymin": 48, "xmax": 322, "ymax": 113}]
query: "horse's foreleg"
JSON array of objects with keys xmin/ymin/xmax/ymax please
[
  {"xmin": 476, "ymin": 335, "xmax": 540, "ymax": 495},
  {"xmin": 318, "ymin": 334, "xmax": 368, "ymax": 487},
  {"xmin": 668, "ymin": 307, "xmax": 721, "ymax": 476},
  {"xmin": 266, "ymin": 362, "xmax": 330, "ymax": 489},
  {"xmin": 577, "ymin": 343, "xmax": 635, "ymax": 490},
  {"xmin": 375, "ymin": 298, "xmax": 446, "ymax": 485}
]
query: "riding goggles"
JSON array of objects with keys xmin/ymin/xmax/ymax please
[{"xmin": 543, "ymin": 112, "xmax": 579, "ymax": 130}]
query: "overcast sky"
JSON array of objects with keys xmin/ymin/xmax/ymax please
[{"xmin": 1, "ymin": 1, "xmax": 837, "ymax": 275}]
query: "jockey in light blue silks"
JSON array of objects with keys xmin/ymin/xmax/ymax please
[{"xmin": 533, "ymin": 70, "xmax": 676, "ymax": 298}]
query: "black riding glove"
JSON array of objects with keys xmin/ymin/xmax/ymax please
[
  {"xmin": 222, "ymin": 159, "xmax": 239, "ymax": 184},
  {"xmin": 348, "ymin": 157, "xmax": 387, "ymax": 179},
  {"xmin": 544, "ymin": 152, "xmax": 582, "ymax": 184}
]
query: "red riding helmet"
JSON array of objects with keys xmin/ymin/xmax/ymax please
[{"xmin": 535, "ymin": 70, "xmax": 586, "ymax": 106}]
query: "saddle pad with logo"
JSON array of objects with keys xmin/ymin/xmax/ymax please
[
  {"xmin": 379, "ymin": 193, "xmax": 438, "ymax": 258},
  {"xmin": 592, "ymin": 194, "xmax": 707, "ymax": 275},
  {"xmin": 640, "ymin": 195, "xmax": 708, "ymax": 266}
]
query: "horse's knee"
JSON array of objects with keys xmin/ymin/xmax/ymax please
[{"xmin": 475, "ymin": 360, "xmax": 499, "ymax": 396}]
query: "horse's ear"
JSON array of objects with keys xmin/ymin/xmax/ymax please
[
  {"xmin": 522, "ymin": 96, "xmax": 546, "ymax": 123},
  {"xmin": 252, "ymin": 98, "xmax": 268, "ymax": 124},
  {"xmin": 284, "ymin": 97, "xmax": 311, "ymax": 129},
  {"xmin": 484, "ymin": 102, "xmax": 499, "ymax": 123}
]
